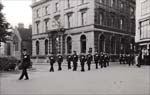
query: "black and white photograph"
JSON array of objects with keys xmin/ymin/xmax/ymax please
[{"xmin": 0, "ymin": 0, "xmax": 150, "ymax": 95}]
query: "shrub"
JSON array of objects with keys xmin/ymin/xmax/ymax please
[{"xmin": 0, "ymin": 56, "xmax": 18, "ymax": 71}]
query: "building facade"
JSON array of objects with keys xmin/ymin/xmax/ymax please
[
  {"xmin": 136, "ymin": 0, "xmax": 150, "ymax": 55},
  {"xmin": 4, "ymin": 24, "xmax": 32, "ymax": 60},
  {"xmin": 31, "ymin": 0, "xmax": 135, "ymax": 63}
]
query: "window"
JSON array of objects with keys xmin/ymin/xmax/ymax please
[
  {"xmin": 36, "ymin": 9, "xmax": 40, "ymax": 17},
  {"xmin": 120, "ymin": 18, "xmax": 123, "ymax": 30},
  {"xmin": 110, "ymin": 15, "xmax": 115, "ymax": 27},
  {"xmin": 67, "ymin": 14, "xmax": 72, "ymax": 28},
  {"xmin": 45, "ymin": 19, "xmax": 49, "ymax": 32},
  {"xmin": 81, "ymin": 12, "xmax": 87, "ymax": 26},
  {"xmin": 110, "ymin": 0, "xmax": 115, "ymax": 7},
  {"xmin": 36, "ymin": 41, "xmax": 39, "ymax": 55},
  {"xmin": 55, "ymin": 2, "xmax": 59, "ymax": 12},
  {"xmin": 67, "ymin": 0, "xmax": 71, "ymax": 8},
  {"xmin": 140, "ymin": 20, "xmax": 150, "ymax": 39},
  {"xmin": 120, "ymin": 2, "xmax": 124, "ymax": 9},
  {"xmin": 99, "ymin": 35, "xmax": 105, "ymax": 52},
  {"xmin": 67, "ymin": 37, "xmax": 72, "ymax": 54},
  {"xmin": 141, "ymin": 0, "xmax": 150, "ymax": 15},
  {"xmin": 36, "ymin": 22, "xmax": 40, "ymax": 34},
  {"xmin": 45, "ymin": 40, "xmax": 48, "ymax": 55},
  {"xmin": 99, "ymin": 13, "xmax": 103, "ymax": 25},
  {"xmin": 45, "ymin": 5, "xmax": 50, "ymax": 15},
  {"xmin": 111, "ymin": 36, "xmax": 116, "ymax": 54},
  {"xmin": 80, "ymin": 35, "xmax": 86, "ymax": 53},
  {"xmin": 13, "ymin": 35, "xmax": 19, "ymax": 51},
  {"xmin": 99, "ymin": 0, "xmax": 104, "ymax": 3},
  {"xmin": 81, "ymin": 0, "xmax": 85, "ymax": 4}
]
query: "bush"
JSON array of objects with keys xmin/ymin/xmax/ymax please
[{"xmin": 0, "ymin": 56, "xmax": 18, "ymax": 71}]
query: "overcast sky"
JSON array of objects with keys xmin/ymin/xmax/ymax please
[{"xmin": 2, "ymin": 0, "xmax": 32, "ymax": 28}]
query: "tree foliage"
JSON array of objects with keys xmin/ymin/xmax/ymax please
[{"xmin": 0, "ymin": 3, "xmax": 11, "ymax": 43}]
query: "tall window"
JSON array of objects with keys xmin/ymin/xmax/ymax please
[
  {"xmin": 36, "ymin": 22, "xmax": 40, "ymax": 34},
  {"xmin": 45, "ymin": 5, "xmax": 50, "ymax": 15},
  {"xmin": 110, "ymin": 0, "xmax": 115, "ymax": 7},
  {"xmin": 99, "ymin": 13, "xmax": 103, "ymax": 25},
  {"xmin": 140, "ymin": 20, "xmax": 150, "ymax": 39},
  {"xmin": 141, "ymin": 0, "xmax": 150, "ymax": 16},
  {"xmin": 120, "ymin": 2, "xmax": 124, "ymax": 9},
  {"xmin": 36, "ymin": 9, "xmax": 40, "ymax": 17},
  {"xmin": 67, "ymin": 0, "xmax": 71, "ymax": 8},
  {"xmin": 45, "ymin": 40, "xmax": 48, "ymax": 55},
  {"xmin": 111, "ymin": 36, "xmax": 116, "ymax": 54},
  {"xmin": 13, "ymin": 35, "xmax": 19, "ymax": 51},
  {"xmin": 99, "ymin": 35, "xmax": 105, "ymax": 52},
  {"xmin": 45, "ymin": 19, "xmax": 49, "ymax": 32},
  {"xmin": 80, "ymin": 35, "xmax": 86, "ymax": 53},
  {"xmin": 67, "ymin": 14, "xmax": 72, "ymax": 28},
  {"xmin": 81, "ymin": 0, "xmax": 85, "ymax": 4},
  {"xmin": 67, "ymin": 37, "xmax": 72, "ymax": 54},
  {"xmin": 55, "ymin": 2, "xmax": 59, "ymax": 12},
  {"xmin": 81, "ymin": 12, "xmax": 87, "ymax": 26},
  {"xmin": 99, "ymin": 0, "xmax": 104, "ymax": 3},
  {"xmin": 110, "ymin": 15, "xmax": 115, "ymax": 27},
  {"xmin": 36, "ymin": 41, "xmax": 39, "ymax": 55},
  {"xmin": 120, "ymin": 18, "xmax": 123, "ymax": 30}
]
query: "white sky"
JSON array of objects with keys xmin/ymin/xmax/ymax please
[{"xmin": 2, "ymin": 0, "xmax": 32, "ymax": 28}]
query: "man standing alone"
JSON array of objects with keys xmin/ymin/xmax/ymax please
[{"xmin": 19, "ymin": 49, "xmax": 30, "ymax": 80}]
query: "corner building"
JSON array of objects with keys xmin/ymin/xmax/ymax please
[{"xmin": 31, "ymin": 0, "xmax": 135, "ymax": 63}]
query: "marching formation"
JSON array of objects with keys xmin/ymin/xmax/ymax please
[{"xmin": 49, "ymin": 51, "xmax": 110, "ymax": 72}]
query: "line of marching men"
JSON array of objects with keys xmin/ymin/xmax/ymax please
[
  {"xmin": 119, "ymin": 54, "xmax": 135, "ymax": 66},
  {"xmin": 49, "ymin": 51, "xmax": 110, "ymax": 72}
]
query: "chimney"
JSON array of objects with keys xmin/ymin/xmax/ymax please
[{"xmin": 18, "ymin": 23, "xmax": 24, "ymax": 29}]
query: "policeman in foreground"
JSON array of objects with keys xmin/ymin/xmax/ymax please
[
  {"xmin": 94, "ymin": 52, "xmax": 99, "ymax": 69},
  {"xmin": 80, "ymin": 53, "xmax": 86, "ymax": 72},
  {"xmin": 99, "ymin": 52, "xmax": 103, "ymax": 68},
  {"xmin": 19, "ymin": 49, "xmax": 30, "ymax": 80},
  {"xmin": 72, "ymin": 51, "xmax": 78, "ymax": 71},
  {"xmin": 106, "ymin": 53, "xmax": 110, "ymax": 66},
  {"xmin": 67, "ymin": 54, "xmax": 72, "ymax": 70},
  {"xmin": 103, "ymin": 53, "xmax": 107, "ymax": 68},
  {"xmin": 49, "ymin": 54, "xmax": 55, "ymax": 72},
  {"xmin": 86, "ymin": 51, "xmax": 93, "ymax": 71}
]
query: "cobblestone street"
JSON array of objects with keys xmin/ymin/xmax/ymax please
[{"xmin": 0, "ymin": 63, "xmax": 150, "ymax": 95}]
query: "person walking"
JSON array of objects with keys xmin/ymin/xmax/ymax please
[
  {"xmin": 67, "ymin": 54, "xmax": 72, "ymax": 70},
  {"xmin": 86, "ymin": 51, "xmax": 93, "ymax": 71},
  {"xmin": 57, "ymin": 53, "xmax": 63, "ymax": 71},
  {"xmin": 80, "ymin": 53, "xmax": 86, "ymax": 72},
  {"xmin": 94, "ymin": 52, "xmax": 99, "ymax": 69},
  {"xmin": 72, "ymin": 51, "xmax": 78, "ymax": 71},
  {"xmin": 19, "ymin": 49, "xmax": 30, "ymax": 80},
  {"xmin": 49, "ymin": 54, "xmax": 55, "ymax": 72}
]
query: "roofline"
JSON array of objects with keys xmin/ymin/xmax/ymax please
[{"xmin": 31, "ymin": 0, "xmax": 51, "ymax": 8}]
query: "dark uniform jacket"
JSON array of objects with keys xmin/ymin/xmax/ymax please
[
  {"xmin": 72, "ymin": 54, "xmax": 78, "ymax": 63},
  {"xmin": 80, "ymin": 55, "xmax": 86, "ymax": 63},
  {"xmin": 94, "ymin": 54, "xmax": 99, "ymax": 63},
  {"xmin": 49, "ymin": 56, "xmax": 55, "ymax": 65},
  {"xmin": 86, "ymin": 54, "xmax": 93, "ymax": 63},
  {"xmin": 57, "ymin": 55, "xmax": 63, "ymax": 63},
  {"xmin": 67, "ymin": 55, "xmax": 72, "ymax": 62},
  {"xmin": 21, "ymin": 54, "xmax": 30, "ymax": 68}
]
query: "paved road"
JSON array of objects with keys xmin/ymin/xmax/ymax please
[{"xmin": 0, "ymin": 63, "xmax": 150, "ymax": 95}]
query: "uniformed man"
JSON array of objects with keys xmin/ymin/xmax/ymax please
[
  {"xmin": 106, "ymin": 53, "xmax": 110, "ymax": 66},
  {"xmin": 19, "ymin": 49, "xmax": 30, "ymax": 80},
  {"xmin": 119, "ymin": 54, "xmax": 123, "ymax": 64},
  {"xmin": 67, "ymin": 54, "xmax": 72, "ymax": 70},
  {"xmin": 86, "ymin": 51, "xmax": 93, "ymax": 71},
  {"xmin": 57, "ymin": 53, "xmax": 63, "ymax": 71},
  {"xmin": 80, "ymin": 53, "xmax": 86, "ymax": 72},
  {"xmin": 94, "ymin": 52, "xmax": 99, "ymax": 69},
  {"xmin": 49, "ymin": 54, "xmax": 55, "ymax": 72},
  {"xmin": 72, "ymin": 51, "xmax": 78, "ymax": 71},
  {"xmin": 99, "ymin": 52, "xmax": 103, "ymax": 68},
  {"xmin": 103, "ymin": 53, "xmax": 107, "ymax": 68}
]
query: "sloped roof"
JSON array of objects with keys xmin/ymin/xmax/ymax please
[{"xmin": 18, "ymin": 28, "xmax": 32, "ymax": 41}]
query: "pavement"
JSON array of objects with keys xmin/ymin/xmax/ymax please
[{"xmin": 0, "ymin": 62, "xmax": 150, "ymax": 95}]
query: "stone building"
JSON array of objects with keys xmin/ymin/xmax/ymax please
[
  {"xmin": 136, "ymin": 0, "xmax": 150, "ymax": 55},
  {"xmin": 4, "ymin": 24, "xmax": 32, "ymax": 60},
  {"xmin": 31, "ymin": 0, "xmax": 135, "ymax": 63}
]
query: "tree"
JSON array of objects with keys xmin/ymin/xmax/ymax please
[{"xmin": 0, "ymin": 3, "xmax": 11, "ymax": 43}]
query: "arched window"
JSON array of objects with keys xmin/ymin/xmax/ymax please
[
  {"xmin": 120, "ymin": 38, "xmax": 125, "ymax": 54},
  {"xmin": 67, "ymin": 37, "xmax": 72, "ymax": 54},
  {"xmin": 13, "ymin": 35, "xmax": 19, "ymax": 51},
  {"xmin": 36, "ymin": 41, "xmax": 39, "ymax": 55},
  {"xmin": 111, "ymin": 36, "xmax": 116, "ymax": 54},
  {"xmin": 80, "ymin": 35, "xmax": 86, "ymax": 53},
  {"xmin": 45, "ymin": 40, "xmax": 48, "ymax": 55},
  {"xmin": 99, "ymin": 35, "xmax": 105, "ymax": 52}
]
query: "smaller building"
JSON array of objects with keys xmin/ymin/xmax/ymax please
[{"xmin": 4, "ymin": 23, "xmax": 32, "ymax": 60}]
